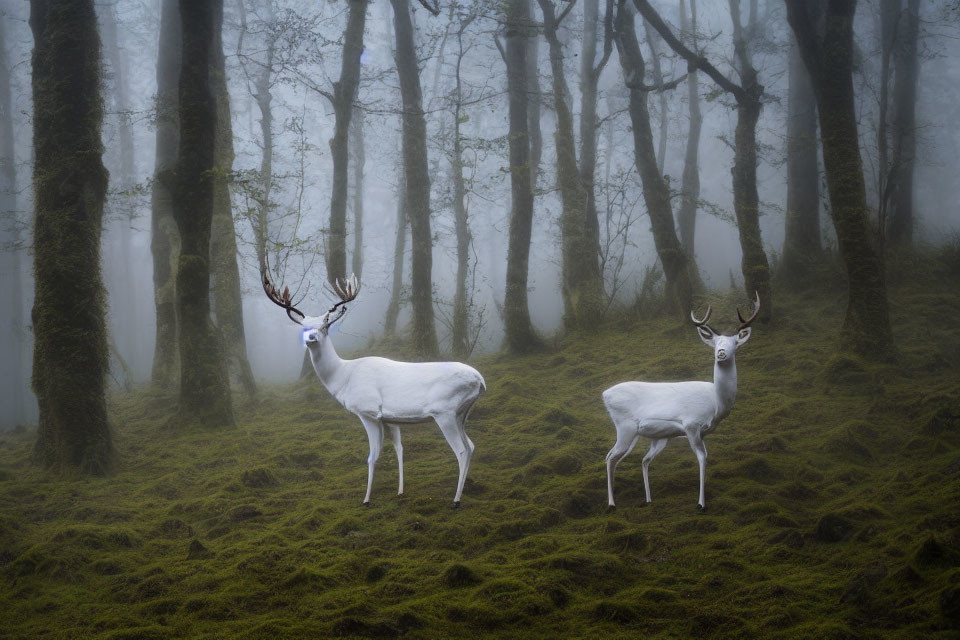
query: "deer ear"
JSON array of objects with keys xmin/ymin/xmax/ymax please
[
  {"xmin": 697, "ymin": 325, "xmax": 716, "ymax": 346},
  {"xmin": 736, "ymin": 327, "xmax": 752, "ymax": 346}
]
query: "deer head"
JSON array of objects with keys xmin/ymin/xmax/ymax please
[
  {"xmin": 261, "ymin": 259, "xmax": 361, "ymax": 346},
  {"xmin": 691, "ymin": 292, "xmax": 760, "ymax": 364}
]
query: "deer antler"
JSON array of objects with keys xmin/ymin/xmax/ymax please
[
  {"xmin": 690, "ymin": 303, "xmax": 715, "ymax": 334},
  {"xmin": 737, "ymin": 291, "xmax": 761, "ymax": 332},
  {"xmin": 323, "ymin": 273, "xmax": 361, "ymax": 330},
  {"xmin": 261, "ymin": 256, "xmax": 306, "ymax": 325}
]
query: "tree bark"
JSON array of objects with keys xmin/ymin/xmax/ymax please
[
  {"xmin": 539, "ymin": 0, "xmax": 605, "ymax": 331},
  {"xmin": 384, "ymin": 161, "xmax": 407, "ymax": 337},
  {"xmin": 677, "ymin": 0, "xmax": 702, "ymax": 278},
  {"xmin": 170, "ymin": 0, "xmax": 234, "ymax": 427},
  {"xmin": 642, "ymin": 18, "xmax": 669, "ymax": 173},
  {"xmin": 327, "ymin": 0, "xmax": 367, "ymax": 287},
  {"xmin": 779, "ymin": 39, "xmax": 820, "ymax": 285},
  {"xmin": 887, "ymin": 0, "xmax": 920, "ymax": 244},
  {"xmin": 0, "ymin": 16, "xmax": 23, "ymax": 429},
  {"xmin": 503, "ymin": 0, "xmax": 542, "ymax": 352},
  {"xmin": 151, "ymin": 0, "xmax": 181, "ymax": 389},
  {"xmin": 786, "ymin": 0, "xmax": 894, "ymax": 360},
  {"xmin": 30, "ymin": 0, "xmax": 113, "ymax": 472},
  {"xmin": 350, "ymin": 110, "xmax": 365, "ymax": 279},
  {"xmin": 391, "ymin": 0, "xmax": 438, "ymax": 355},
  {"xmin": 451, "ymin": 16, "xmax": 475, "ymax": 357},
  {"xmin": 209, "ymin": 1, "xmax": 256, "ymax": 398},
  {"xmin": 614, "ymin": 1, "xmax": 692, "ymax": 317},
  {"xmin": 526, "ymin": 0, "xmax": 543, "ymax": 189}
]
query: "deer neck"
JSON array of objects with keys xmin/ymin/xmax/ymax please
[
  {"xmin": 713, "ymin": 358, "xmax": 738, "ymax": 416},
  {"xmin": 307, "ymin": 336, "xmax": 345, "ymax": 388}
]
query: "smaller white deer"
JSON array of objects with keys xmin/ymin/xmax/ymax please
[
  {"xmin": 262, "ymin": 264, "xmax": 485, "ymax": 506},
  {"xmin": 603, "ymin": 294, "xmax": 760, "ymax": 510}
]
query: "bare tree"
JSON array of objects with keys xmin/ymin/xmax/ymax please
[
  {"xmin": 613, "ymin": 0, "xmax": 693, "ymax": 316},
  {"xmin": 502, "ymin": 0, "xmax": 543, "ymax": 352},
  {"xmin": 350, "ymin": 110, "xmax": 365, "ymax": 278},
  {"xmin": 786, "ymin": 0, "xmax": 894, "ymax": 360},
  {"xmin": 391, "ymin": 0, "xmax": 438, "ymax": 355},
  {"xmin": 887, "ymin": 0, "xmax": 921, "ymax": 244},
  {"xmin": 676, "ymin": 0, "xmax": 702, "ymax": 280},
  {"xmin": 635, "ymin": 0, "xmax": 772, "ymax": 322},
  {"xmin": 325, "ymin": 0, "xmax": 367, "ymax": 287}
]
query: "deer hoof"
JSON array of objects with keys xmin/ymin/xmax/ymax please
[
  {"xmin": 606, "ymin": 504, "xmax": 616, "ymax": 513},
  {"xmin": 640, "ymin": 501, "xmax": 651, "ymax": 508},
  {"xmin": 452, "ymin": 501, "xmax": 461, "ymax": 509},
  {"xmin": 697, "ymin": 504, "xmax": 705, "ymax": 512},
  {"xmin": 362, "ymin": 501, "xmax": 371, "ymax": 508}
]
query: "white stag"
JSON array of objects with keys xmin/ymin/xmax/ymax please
[
  {"xmin": 262, "ymin": 267, "xmax": 485, "ymax": 506},
  {"xmin": 603, "ymin": 294, "xmax": 760, "ymax": 510}
]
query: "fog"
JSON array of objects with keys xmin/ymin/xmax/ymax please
[{"xmin": 1, "ymin": 0, "xmax": 958, "ymax": 428}]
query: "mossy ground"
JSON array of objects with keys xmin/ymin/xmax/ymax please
[{"xmin": 2, "ymin": 268, "xmax": 960, "ymax": 638}]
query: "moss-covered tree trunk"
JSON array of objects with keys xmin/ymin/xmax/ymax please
[
  {"xmin": 780, "ymin": 39, "xmax": 820, "ymax": 286},
  {"xmin": 0, "ymin": 15, "xmax": 24, "ymax": 429},
  {"xmin": 327, "ymin": 0, "xmax": 367, "ymax": 287},
  {"xmin": 391, "ymin": 0, "xmax": 437, "ymax": 356},
  {"xmin": 170, "ymin": 0, "xmax": 234, "ymax": 427},
  {"xmin": 503, "ymin": 0, "xmax": 543, "ymax": 352},
  {"xmin": 526, "ymin": 0, "xmax": 542, "ymax": 191},
  {"xmin": 209, "ymin": 1, "xmax": 256, "ymax": 399},
  {"xmin": 539, "ymin": 0, "xmax": 605, "ymax": 331},
  {"xmin": 151, "ymin": 0, "xmax": 181, "ymax": 389},
  {"xmin": 614, "ymin": 2, "xmax": 692, "ymax": 317},
  {"xmin": 786, "ymin": 0, "xmax": 894, "ymax": 360},
  {"xmin": 29, "ymin": 0, "xmax": 113, "ymax": 472}
]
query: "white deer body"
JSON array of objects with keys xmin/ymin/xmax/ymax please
[
  {"xmin": 259, "ymin": 268, "xmax": 485, "ymax": 507},
  {"xmin": 604, "ymin": 297, "xmax": 758, "ymax": 510}
]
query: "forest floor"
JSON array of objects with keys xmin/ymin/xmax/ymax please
[{"xmin": 2, "ymin": 252, "xmax": 960, "ymax": 639}]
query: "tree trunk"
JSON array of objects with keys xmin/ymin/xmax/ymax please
[
  {"xmin": 327, "ymin": 0, "xmax": 367, "ymax": 287},
  {"xmin": 209, "ymin": 1, "xmax": 256, "ymax": 398},
  {"xmin": 151, "ymin": 0, "xmax": 181, "ymax": 389},
  {"xmin": 170, "ymin": 0, "xmax": 234, "ymax": 427},
  {"xmin": 643, "ymin": 18, "xmax": 669, "ymax": 173},
  {"xmin": 786, "ymin": 0, "xmax": 894, "ymax": 360},
  {"xmin": 451, "ymin": 17, "xmax": 474, "ymax": 358},
  {"xmin": 526, "ymin": 0, "xmax": 543, "ymax": 189},
  {"xmin": 887, "ymin": 0, "xmax": 920, "ymax": 244},
  {"xmin": 0, "ymin": 16, "xmax": 23, "ymax": 429},
  {"xmin": 677, "ymin": 0, "xmax": 702, "ymax": 277},
  {"xmin": 539, "ymin": 0, "xmax": 605, "ymax": 331},
  {"xmin": 503, "ymin": 0, "xmax": 542, "ymax": 352},
  {"xmin": 384, "ymin": 161, "xmax": 407, "ymax": 337},
  {"xmin": 634, "ymin": 0, "xmax": 771, "ymax": 320},
  {"xmin": 350, "ymin": 110, "xmax": 365, "ymax": 279},
  {"xmin": 30, "ymin": 0, "xmax": 113, "ymax": 472},
  {"xmin": 728, "ymin": 0, "xmax": 771, "ymax": 317},
  {"xmin": 779, "ymin": 39, "xmax": 820, "ymax": 285},
  {"xmin": 391, "ymin": 0, "xmax": 437, "ymax": 356},
  {"xmin": 614, "ymin": 2, "xmax": 692, "ymax": 317}
]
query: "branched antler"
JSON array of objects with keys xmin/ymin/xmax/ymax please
[
  {"xmin": 323, "ymin": 273, "xmax": 361, "ymax": 330},
  {"xmin": 737, "ymin": 291, "xmax": 761, "ymax": 332},
  {"xmin": 261, "ymin": 256, "xmax": 306, "ymax": 325}
]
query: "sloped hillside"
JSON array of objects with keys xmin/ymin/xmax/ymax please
[{"xmin": 1, "ymin": 263, "xmax": 959, "ymax": 639}]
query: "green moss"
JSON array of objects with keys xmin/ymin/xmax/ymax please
[{"xmin": 1, "ymin": 281, "xmax": 959, "ymax": 637}]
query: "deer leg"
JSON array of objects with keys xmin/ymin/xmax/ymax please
[
  {"xmin": 359, "ymin": 416, "xmax": 384, "ymax": 505},
  {"xmin": 456, "ymin": 404, "xmax": 476, "ymax": 457},
  {"xmin": 641, "ymin": 438, "xmax": 668, "ymax": 504},
  {"xmin": 436, "ymin": 413, "xmax": 469, "ymax": 506},
  {"xmin": 389, "ymin": 425, "xmax": 404, "ymax": 496},
  {"xmin": 685, "ymin": 431, "xmax": 708, "ymax": 510},
  {"xmin": 605, "ymin": 426, "xmax": 640, "ymax": 507}
]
